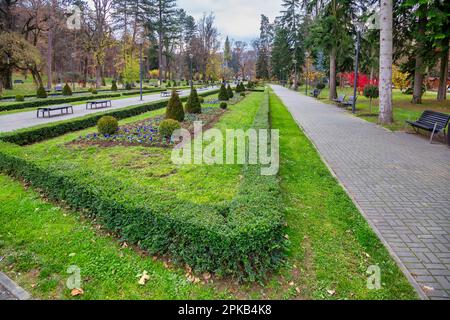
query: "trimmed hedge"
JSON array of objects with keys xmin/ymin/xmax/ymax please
[
  {"xmin": 0, "ymin": 89, "xmax": 220, "ymax": 146},
  {"xmin": 0, "ymin": 90, "xmax": 285, "ymax": 281},
  {"xmin": 0, "ymin": 93, "xmax": 122, "ymax": 112}
]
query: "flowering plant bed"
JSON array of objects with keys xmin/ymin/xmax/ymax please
[{"xmin": 72, "ymin": 107, "xmax": 225, "ymax": 148}]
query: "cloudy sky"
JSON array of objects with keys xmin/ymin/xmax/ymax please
[{"xmin": 178, "ymin": 0, "xmax": 283, "ymax": 43}]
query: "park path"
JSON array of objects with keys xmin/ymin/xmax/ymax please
[
  {"xmin": 271, "ymin": 85, "xmax": 450, "ymax": 300},
  {"xmin": 0, "ymin": 87, "xmax": 217, "ymax": 133}
]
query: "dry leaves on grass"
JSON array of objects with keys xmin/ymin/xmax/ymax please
[
  {"xmin": 71, "ymin": 288, "xmax": 84, "ymax": 296},
  {"xmin": 137, "ymin": 270, "xmax": 150, "ymax": 285}
]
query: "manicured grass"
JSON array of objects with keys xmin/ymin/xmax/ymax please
[
  {"xmin": 0, "ymin": 89, "xmax": 417, "ymax": 300},
  {"xmin": 0, "ymin": 174, "xmax": 229, "ymax": 300},
  {"xmin": 298, "ymin": 85, "xmax": 450, "ymax": 131}
]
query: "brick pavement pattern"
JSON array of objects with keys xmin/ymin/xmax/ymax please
[{"xmin": 271, "ymin": 85, "xmax": 450, "ymax": 300}]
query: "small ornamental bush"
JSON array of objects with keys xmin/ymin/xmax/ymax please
[
  {"xmin": 240, "ymin": 92, "xmax": 246, "ymax": 97},
  {"xmin": 218, "ymin": 84, "xmax": 229, "ymax": 101},
  {"xmin": 227, "ymin": 84, "xmax": 234, "ymax": 99},
  {"xmin": 166, "ymin": 90, "xmax": 185, "ymax": 122},
  {"xmin": 97, "ymin": 116, "xmax": 119, "ymax": 135},
  {"xmin": 199, "ymin": 96, "xmax": 204, "ymax": 104},
  {"xmin": 62, "ymin": 83, "xmax": 72, "ymax": 96},
  {"xmin": 220, "ymin": 102, "xmax": 228, "ymax": 109},
  {"xmin": 185, "ymin": 87, "xmax": 201, "ymax": 114},
  {"xmin": 36, "ymin": 86, "xmax": 48, "ymax": 98},
  {"xmin": 91, "ymin": 89, "xmax": 98, "ymax": 95},
  {"xmin": 125, "ymin": 83, "xmax": 132, "ymax": 90},
  {"xmin": 111, "ymin": 80, "xmax": 118, "ymax": 91},
  {"xmin": 15, "ymin": 95, "xmax": 25, "ymax": 102},
  {"xmin": 316, "ymin": 82, "xmax": 326, "ymax": 90},
  {"xmin": 159, "ymin": 119, "xmax": 181, "ymax": 138},
  {"xmin": 363, "ymin": 84, "xmax": 379, "ymax": 113}
]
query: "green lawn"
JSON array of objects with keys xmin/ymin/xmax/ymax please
[
  {"xmin": 0, "ymin": 89, "xmax": 417, "ymax": 300},
  {"xmin": 298, "ymin": 85, "xmax": 450, "ymax": 131}
]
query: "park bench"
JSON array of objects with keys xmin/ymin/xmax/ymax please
[
  {"xmin": 14, "ymin": 80, "xmax": 24, "ymax": 84},
  {"xmin": 341, "ymin": 96, "xmax": 357, "ymax": 108},
  {"xmin": 86, "ymin": 100, "xmax": 112, "ymax": 110},
  {"xmin": 332, "ymin": 95, "xmax": 346, "ymax": 105},
  {"xmin": 161, "ymin": 90, "xmax": 182, "ymax": 97},
  {"xmin": 37, "ymin": 105, "xmax": 73, "ymax": 118},
  {"xmin": 406, "ymin": 110, "xmax": 450, "ymax": 144}
]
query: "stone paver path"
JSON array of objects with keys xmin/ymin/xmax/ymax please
[
  {"xmin": 0, "ymin": 87, "xmax": 217, "ymax": 133},
  {"xmin": 0, "ymin": 283, "xmax": 16, "ymax": 300},
  {"xmin": 271, "ymin": 85, "xmax": 450, "ymax": 300}
]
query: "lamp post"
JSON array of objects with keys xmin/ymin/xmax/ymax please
[
  {"xmin": 189, "ymin": 53, "xmax": 194, "ymax": 88},
  {"xmin": 137, "ymin": 38, "xmax": 144, "ymax": 101},
  {"xmin": 293, "ymin": 59, "xmax": 298, "ymax": 90},
  {"xmin": 352, "ymin": 22, "xmax": 363, "ymax": 114},
  {"xmin": 305, "ymin": 52, "xmax": 310, "ymax": 95}
]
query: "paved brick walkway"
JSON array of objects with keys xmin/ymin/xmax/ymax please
[
  {"xmin": 271, "ymin": 85, "xmax": 450, "ymax": 300},
  {"xmin": 0, "ymin": 283, "xmax": 16, "ymax": 300},
  {"xmin": 0, "ymin": 87, "xmax": 217, "ymax": 133}
]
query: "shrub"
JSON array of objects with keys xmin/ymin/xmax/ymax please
[
  {"xmin": 15, "ymin": 95, "xmax": 25, "ymax": 102},
  {"xmin": 363, "ymin": 84, "xmax": 379, "ymax": 113},
  {"xmin": 185, "ymin": 87, "xmax": 202, "ymax": 114},
  {"xmin": 227, "ymin": 84, "xmax": 234, "ymax": 99},
  {"xmin": 111, "ymin": 80, "xmax": 118, "ymax": 91},
  {"xmin": 316, "ymin": 82, "xmax": 326, "ymax": 90},
  {"xmin": 220, "ymin": 102, "xmax": 228, "ymax": 109},
  {"xmin": 199, "ymin": 96, "xmax": 204, "ymax": 104},
  {"xmin": 88, "ymin": 87, "xmax": 93, "ymax": 93},
  {"xmin": 159, "ymin": 119, "xmax": 181, "ymax": 138},
  {"xmin": 165, "ymin": 90, "xmax": 185, "ymax": 122},
  {"xmin": 91, "ymin": 89, "xmax": 98, "ymax": 95},
  {"xmin": 218, "ymin": 84, "xmax": 229, "ymax": 101},
  {"xmin": 125, "ymin": 83, "xmax": 132, "ymax": 90},
  {"xmin": 240, "ymin": 92, "xmax": 246, "ymax": 97},
  {"xmin": 36, "ymin": 86, "xmax": 48, "ymax": 99},
  {"xmin": 62, "ymin": 83, "xmax": 73, "ymax": 96},
  {"xmin": 97, "ymin": 116, "xmax": 119, "ymax": 135}
]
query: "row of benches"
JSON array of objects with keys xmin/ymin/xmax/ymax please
[{"xmin": 37, "ymin": 100, "xmax": 113, "ymax": 118}]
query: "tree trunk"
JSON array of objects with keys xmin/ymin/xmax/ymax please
[
  {"xmin": 379, "ymin": 0, "xmax": 393, "ymax": 125},
  {"xmin": 96, "ymin": 65, "xmax": 102, "ymax": 88},
  {"xmin": 47, "ymin": 29, "xmax": 53, "ymax": 89},
  {"xmin": 83, "ymin": 56, "xmax": 88, "ymax": 88},
  {"xmin": 2, "ymin": 69, "xmax": 13, "ymax": 90},
  {"xmin": 329, "ymin": 46, "xmax": 337, "ymax": 100},
  {"xmin": 412, "ymin": 5, "xmax": 427, "ymax": 104},
  {"xmin": 437, "ymin": 44, "xmax": 448, "ymax": 101}
]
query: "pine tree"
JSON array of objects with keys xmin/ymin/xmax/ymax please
[
  {"xmin": 185, "ymin": 87, "xmax": 201, "ymax": 114},
  {"xmin": 224, "ymin": 36, "xmax": 232, "ymax": 68},
  {"xmin": 227, "ymin": 84, "xmax": 234, "ymax": 98},
  {"xmin": 36, "ymin": 86, "xmax": 48, "ymax": 98},
  {"xmin": 166, "ymin": 90, "xmax": 185, "ymax": 121},
  {"xmin": 218, "ymin": 84, "xmax": 229, "ymax": 101}
]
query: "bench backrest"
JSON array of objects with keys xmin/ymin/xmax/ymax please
[
  {"xmin": 348, "ymin": 96, "xmax": 357, "ymax": 102},
  {"xmin": 418, "ymin": 110, "xmax": 450, "ymax": 130},
  {"xmin": 337, "ymin": 95, "xmax": 346, "ymax": 102}
]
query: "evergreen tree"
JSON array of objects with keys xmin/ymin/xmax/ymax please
[
  {"xmin": 62, "ymin": 83, "xmax": 72, "ymax": 96},
  {"xmin": 218, "ymin": 84, "xmax": 229, "ymax": 101},
  {"xmin": 166, "ymin": 90, "xmax": 185, "ymax": 121},
  {"xmin": 185, "ymin": 87, "xmax": 201, "ymax": 114},
  {"xmin": 224, "ymin": 36, "xmax": 232, "ymax": 69},
  {"xmin": 227, "ymin": 84, "xmax": 234, "ymax": 98}
]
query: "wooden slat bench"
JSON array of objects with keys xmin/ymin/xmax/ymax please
[
  {"xmin": 341, "ymin": 96, "xmax": 357, "ymax": 108},
  {"xmin": 332, "ymin": 94, "xmax": 346, "ymax": 105},
  {"xmin": 86, "ymin": 100, "xmax": 112, "ymax": 110},
  {"xmin": 37, "ymin": 105, "xmax": 73, "ymax": 118},
  {"xmin": 407, "ymin": 110, "xmax": 450, "ymax": 144}
]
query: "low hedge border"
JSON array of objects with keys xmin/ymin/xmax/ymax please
[
  {"xmin": 0, "ymin": 89, "xmax": 220, "ymax": 146},
  {"xmin": 0, "ymin": 91, "xmax": 286, "ymax": 281}
]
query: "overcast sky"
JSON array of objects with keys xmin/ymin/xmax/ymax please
[{"xmin": 178, "ymin": 0, "xmax": 282, "ymax": 43}]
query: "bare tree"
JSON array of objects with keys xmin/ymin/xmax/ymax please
[{"xmin": 379, "ymin": 0, "xmax": 393, "ymax": 124}]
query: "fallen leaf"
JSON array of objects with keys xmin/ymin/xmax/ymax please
[
  {"xmin": 71, "ymin": 288, "xmax": 84, "ymax": 296},
  {"xmin": 327, "ymin": 289, "xmax": 336, "ymax": 296},
  {"xmin": 295, "ymin": 287, "xmax": 301, "ymax": 294},
  {"xmin": 289, "ymin": 281, "xmax": 295, "ymax": 286},
  {"xmin": 202, "ymin": 272, "xmax": 211, "ymax": 281},
  {"xmin": 138, "ymin": 271, "xmax": 150, "ymax": 285},
  {"xmin": 422, "ymin": 286, "xmax": 434, "ymax": 293}
]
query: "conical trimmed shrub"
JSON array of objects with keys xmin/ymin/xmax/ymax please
[
  {"xmin": 62, "ymin": 83, "xmax": 72, "ymax": 96},
  {"xmin": 166, "ymin": 90, "xmax": 185, "ymax": 122},
  {"xmin": 227, "ymin": 84, "xmax": 234, "ymax": 99},
  {"xmin": 36, "ymin": 86, "xmax": 48, "ymax": 98},
  {"xmin": 218, "ymin": 84, "xmax": 229, "ymax": 101},
  {"xmin": 111, "ymin": 80, "xmax": 118, "ymax": 91},
  {"xmin": 185, "ymin": 87, "xmax": 202, "ymax": 114}
]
